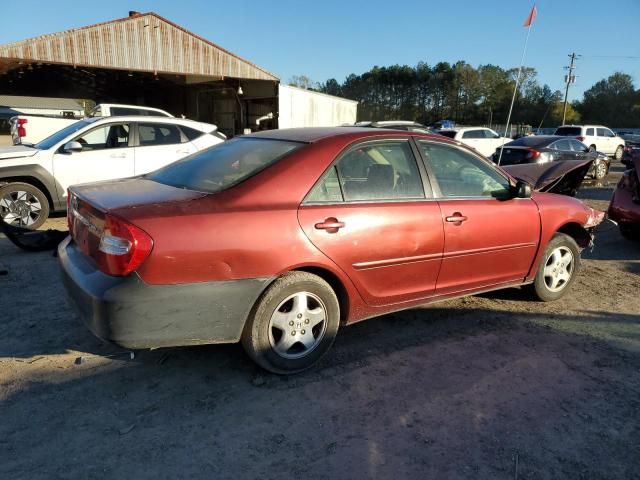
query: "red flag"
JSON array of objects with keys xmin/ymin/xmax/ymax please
[{"xmin": 523, "ymin": 4, "xmax": 537, "ymax": 27}]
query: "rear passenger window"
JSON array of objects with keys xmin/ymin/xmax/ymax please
[
  {"xmin": 419, "ymin": 141, "xmax": 510, "ymax": 198},
  {"xmin": 138, "ymin": 123, "xmax": 183, "ymax": 146},
  {"xmin": 305, "ymin": 141, "xmax": 425, "ymax": 203},
  {"xmin": 462, "ymin": 130, "xmax": 482, "ymax": 139},
  {"xmin": 586, "ymin": 128, "xmax": 594, "ymax": 136},
  {"xmin": 180, "ymin": 126, "xmax": 203, "ymax": 141}
]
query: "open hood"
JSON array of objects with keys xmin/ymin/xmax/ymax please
[{"xmin": 503, "ymin": 159, "xmax": 593, "ymax": 196}]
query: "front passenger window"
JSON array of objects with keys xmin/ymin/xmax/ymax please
[
  {"xmin": 74, "ymin": 124, "xmax": 130, "ymax": 151},
  {"xmin": 419, "ymin": 141, "xmax": 511, "ymax": 199}
]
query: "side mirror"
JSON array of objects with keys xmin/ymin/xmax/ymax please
[
  {"xmin": 515, "ymin": 180, "xmax": 532, "ymax": 198},
  {"xmin": 62, "ymin": 141, "xmax": 83, "ymax": 153}
]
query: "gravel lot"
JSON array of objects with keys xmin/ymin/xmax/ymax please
[{"xmin": 1, "ymin": 162, "xmax": 638, "ymax": 479}]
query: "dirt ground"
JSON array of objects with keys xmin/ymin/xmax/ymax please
[{"xmin": 1, "ymin": 162, "xmax": 639, "ymax": 479}]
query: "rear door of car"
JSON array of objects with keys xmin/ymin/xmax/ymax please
[
  {"xmin": 550, "ymin": 139, "xmax": 575, "ymax": 161},
  {"xmin": 596, "ymin": 128, "xmax": 614, "ymax": 154},
  {"xmin": 416, "ymin": 140, "xmax": 540, "ymax": 295},
  {"xmin": 133, "ymin": 122, "xmax": 198, "ymax": 175},
  {"xmin": 297, "ymin": 138, "xmax": 444, "ymax": 306},
  {"xmin": 51, "ymin": 121, "xmax": 134, "ymax": 194}
]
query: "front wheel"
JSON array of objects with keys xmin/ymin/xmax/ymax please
[
  {"xmin": 0, "ymin": 182, "xmax": 50, "ymax": 230},
  {"xmin": 593, "ymin": 161, "xmax": 608, "ymax": 180},
  {"xmin": 241, "ymin": 272, "xmax": 340, "ymax": 374},
  {"xmin": 614, "ymin": 145, "xmax": 624, "ymax": 161},
  {"xmin": 528, "ymin": 233, "xmax": 580, "ymax": 302}
]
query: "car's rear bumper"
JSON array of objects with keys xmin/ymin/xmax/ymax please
[{"xmin": 58, "ymin": 236, "xmax": 272, "ymax": 349}]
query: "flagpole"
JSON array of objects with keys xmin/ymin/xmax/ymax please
[{"xmin": 497, "ymin": 15, "xmax": 534, "ymax": 165}]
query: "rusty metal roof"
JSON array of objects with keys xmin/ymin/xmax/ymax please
[{"xmin": 0, "ymin": 12, "xmax": 278, "ymax": 81}]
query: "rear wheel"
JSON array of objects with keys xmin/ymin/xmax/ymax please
[
  {"xmin": 241, "ymin": 272, "xmax": 340, "ymax": 374},
  {"xmin": 528, "ymin": 233, "xmax": 580, "ymax": 302},
  {"xmin": 0, "ymin": 182, "xmax": 49, "ymax": 230},
  {"xmin": 614, "ymin": 145, "xmax": 624, "ymax": 161}
]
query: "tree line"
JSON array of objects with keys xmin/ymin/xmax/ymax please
[{"xmin": 290, "ymin": 62, "xmax": 640, "ymax": 128}]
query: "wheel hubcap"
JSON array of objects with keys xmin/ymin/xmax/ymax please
[
  {"xmin": 543, "ymin": 246, "xmax": 574, "ymax": 293},
  {"xmin": 596, "ymin": 163, "xmax": 606, "ymax": 178},
  {"xmin": 0, "ymin": 190, "xmax": 42, "ymax": 227},
  {"xmin": 268, "ymin": 292, "xmax": 327, "ymax": 359}
]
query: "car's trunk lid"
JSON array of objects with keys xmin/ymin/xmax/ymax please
[
  {"xmin": 495, "ymin": 146, "xmax": 533, "ymax": 165},
  {"xmin": 68, "ymin": 177, "xmax": 206, "ymax": 261}
]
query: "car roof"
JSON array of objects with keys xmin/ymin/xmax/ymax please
[
  {"xmin": 507, "ymin": 135, "xmax": 572, "ymax": 147},
  {"xmin": 91, "ymin": 116, "xmax": 214, "ymax": 130},
  {"xmin": 246, "ymin": 127, "xmax": 447, "ymax": 144}
]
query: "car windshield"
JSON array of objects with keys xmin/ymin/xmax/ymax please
[
  {"xmin": 148, "ymin": 137, "xmax": 303, "ymax": 193},
  {"xmin": 33, "ymin": 119, "xmax": 97, "ymax": 150},
  {"xmin": 555, "ymin": 127, "xmax": 582, "ymax": 136}
]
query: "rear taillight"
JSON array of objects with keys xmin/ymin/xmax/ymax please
[
  {"xmin": 576, "ymin": 136, "xmax": 585, "ymax": 142},
  {"xmin": 17, "ymin": 118, "xmax": 27, "ymax": 138},
  {"xmin": 525, "ymin": 149, "xmax": 541, "ymax": 160},
  {"xmin": 95, "ymin": 214, "xmax": 153, "ymax": 276}
]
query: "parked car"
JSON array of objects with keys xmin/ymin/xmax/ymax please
[
  {"xmin": 619, "ymin": 133, "xmax": 640, "ymax": 168},
  {"xmin": 493, "ymin": 135, "xmax": 610, "ymax": 180},
  {"xmin": 353, "ymin": 120, "xmax": 432, "ymax": 133},
  {"xmin": 10, "ymin": 103, "xmax": 174, "ymax": 145},
  {"xmin": 436, "ymin": 127, "xmax": 511, "ymax": 157},
  {"xmin": 59, "ymin": 127, "xmax": 604, "ymax": 374},
  {"xmin": 554, "ymin": 125, "xmax": 626, "ymax": 160},
  {"xmin": 0, "ymin": 116, "xmax": 224, "ymax": 229},
  {"xmin": 608, "ymin": 154, "xmax": 640, "ymax": 240}
]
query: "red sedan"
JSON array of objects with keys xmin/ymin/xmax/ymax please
[{"xmin": 59, "ymin": 128, "xmax": 604, "ymax": 373}]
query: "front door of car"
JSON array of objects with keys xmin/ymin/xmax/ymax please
[
  {"xmin": 298, "ymin": 139, "xmax": 444, "ymax": 307},
  {"xmin": 416, "ymin": 140, "xmax": 540, "ymax": 295},
  {"xmin": 133, "ymin": 122, "xmax": 197, "ymax": 175},
  {"xmin": 52, "ymin": 122, "xmax": 134, "ymax": 196}
]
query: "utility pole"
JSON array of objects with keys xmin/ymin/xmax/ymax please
[{"xmin": 562, "ymin": 53, "xmax": 580, "ymax": 124}]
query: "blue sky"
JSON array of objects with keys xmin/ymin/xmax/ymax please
[{"xmin": 2, "ymin": 0, "xmax": 639, "ymax": 101}]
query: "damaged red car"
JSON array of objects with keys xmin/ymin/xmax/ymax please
[
  {"xmin": 59, "ymin": 128, "xmax": 604, "ymax": 373},
  {"xmin": 609, "ymin": 154, "xmax": 640, "ymax": 240}
]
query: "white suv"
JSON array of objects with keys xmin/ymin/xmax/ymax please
[
  {"xmin": 0, "ymin": 116, "xmax": 224, "ymax": 229},
  {"xmin": 437, "ymin": 127, "xmax": 511, "ymax": 157},
  {"xmin": 554, "ymin": 125, "xmax": 626, "ymax": 160}
]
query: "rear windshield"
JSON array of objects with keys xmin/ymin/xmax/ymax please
[
  {"xmin": 502, "ymin": 136, "xmax": 553, "ymax": 147},
  {"xmin": 148, "ymin": 137, "xmax": 303, "ymax": 193},
  {"xmin": 437, "ymin": 131, "xmax": 457, "ymax": 139},
  {"xmin": 555, "ymin": 127, "xmax": 582, "ymax": 136}
]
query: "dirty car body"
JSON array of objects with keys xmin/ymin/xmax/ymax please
[
  {"xmin": 59, "ymin": 128, "xmax": 604, "ymax": 373},
  {"xmin": 608, "ymin": 156, "xmax": 640, "ymax": 240}
]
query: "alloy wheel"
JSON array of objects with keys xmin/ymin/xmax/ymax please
[
  {"xmin": 0, "ymin": 190, "xmax": 43, "ymax": 227},
  {"xmin": 543, "ymin": 246, "xmax": 574, "ymax": 292},
  {"xmin": 595, "ymin": 162, "xmax": 607, "ymax": 179},
  {"xmin": 268, "ymin": 291, "xmax": 328, "ymax": 359}
]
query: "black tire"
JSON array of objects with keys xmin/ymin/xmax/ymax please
[
  {"xmin": 0, "ymin": 182, "xmax": 50, "ymax": 230},
  {"xmin": 619, "ymin": 224, "xmax": 640, "ymax": 241},
  {"xmin": 241, "ymin": 271, "xmax": 340, "ymax": 374},
  {"xmin": 614, "ymin": 145, "xmax": 624, "ymax": 161},
  {"xmin": 528, "ymin": 233, "xmax": 581, "ymax": 302},
  {"xmin": 588, "ymin": 145, "xmax": 597, "ymax": 153}
]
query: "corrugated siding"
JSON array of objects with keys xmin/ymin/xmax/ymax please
[{"xmin": 0, "ymin": 13, "xmax": 278, "ymax": 81}]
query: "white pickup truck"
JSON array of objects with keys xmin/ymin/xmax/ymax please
[
  {"xmin": 0, "ymin": 115, "xmax": 224, "ymax": 229},
  {"xmin": 10, "ymin": 103, "xmax": 173, "ymax": 145}
]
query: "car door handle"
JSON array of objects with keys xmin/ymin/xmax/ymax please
[
  {"xmin": 177, "ymin": 149, "xmax": 191, "ymax": 154},
  {"xmin": 445, "ymin": 213, "xmax": 468, "ymax": 224},
  {"xmin": 110, "ymin": 153, "xmax": 127, "ymax": 158},
  {"xmin": 314, "ymin": 217, "xmax": 345, "ymax": 233}
]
